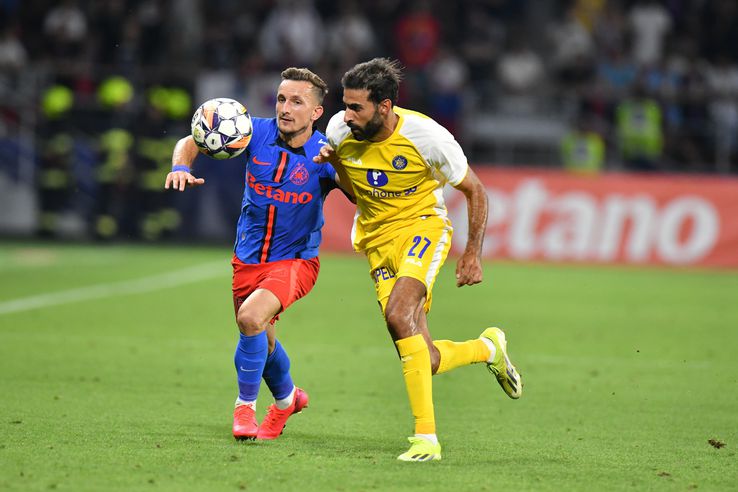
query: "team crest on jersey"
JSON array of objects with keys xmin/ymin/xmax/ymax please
[
  {"xmin": 367, "ymin": 169, "xmax": 388, "ymax": 187},
  {"xmin": 288, "ymin": 163, "xmax": 309, "ymax": 185},
  {"xmin": 391, "ymin": 155, "xmax": 408, "ymax": 170}
]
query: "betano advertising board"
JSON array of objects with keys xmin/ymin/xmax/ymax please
[{"xmin": 321, "ymin": 167, "xmax": 738, "ymax": 268}]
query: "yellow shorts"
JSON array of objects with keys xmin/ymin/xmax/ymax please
[{"xmin": 365, "ymin": 215, "xmax": 453, "ymax": 314}]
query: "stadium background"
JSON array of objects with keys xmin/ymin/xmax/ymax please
[
  {"xmin": 1, "ymin": 2, "xmax": 737, "ymax": 490},
  {"xmin": 1, "ymin": 0, "xmax": 738, "ymax": 262}
]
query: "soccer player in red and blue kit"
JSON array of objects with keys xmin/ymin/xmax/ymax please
[{"xmin": 165, "ymin": 68, "xmax": 351, "ymax": 440}]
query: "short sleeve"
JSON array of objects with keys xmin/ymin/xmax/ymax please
[
  {"xmin": 401, "ymin": 114, "xmax": 469, "ymax": 186},
  {"xmin": 326, "ymin": 112, "xmax": 351, "ymax": 150}
]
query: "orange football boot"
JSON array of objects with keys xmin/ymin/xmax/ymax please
[
  {"xmin": 233, "ymin": 404, "xmax": 258, "ymax": 440},
  {"xmin": 256, "ymin": 388, "xmax": 309, "ymax": 440}
]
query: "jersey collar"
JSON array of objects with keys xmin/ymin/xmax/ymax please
[
  {"xmin": 275, "ymin": 135, "xmax": 307, "ymax": 156},
  {"xmin": 274, "ymin": 124, "xmax": 325, "ymax": 157}
]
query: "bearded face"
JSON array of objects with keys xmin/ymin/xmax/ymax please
[
  {"xmin": 347, "ymin": 107, "xmax": 383, "ymax": 141},
  {"xmin": 342, "ymin": 88, "xmax": 389, "ymax": 142}
]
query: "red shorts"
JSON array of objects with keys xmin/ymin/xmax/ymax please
[{"xmin": 231, "ymin": 255, "xmax": 320, "ymax": 321}]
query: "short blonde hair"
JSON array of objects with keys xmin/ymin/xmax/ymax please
[{"xmin": 281, "ymin": 67, "xmax": 328, "ymax": 104}]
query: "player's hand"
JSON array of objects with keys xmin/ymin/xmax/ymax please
[
  {"xmin": 455, "ymin": 251, "xmax": 483, "ymax": 287},
  {"xmin": 165, "ymin": 170, "xmax": 205, "ymax": 191},
  {"xmin": 313, "ymin": 144, "xmax": 339, "ymax": 165}
]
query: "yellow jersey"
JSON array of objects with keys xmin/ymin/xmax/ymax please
[{"xmin": 326, "ymin": 107, "xmax": 469, "ymax": 252}]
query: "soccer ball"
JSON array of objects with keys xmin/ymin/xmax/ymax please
[{"xmin": 191, "ymin": 98, "xmax": 252, "ymax": 159}]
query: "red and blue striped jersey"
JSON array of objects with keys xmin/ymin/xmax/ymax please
[{"xmin": 234, "ymin": 117, "xmax": 337, "ymax": 264}]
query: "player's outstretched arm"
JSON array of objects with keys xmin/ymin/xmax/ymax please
[
  {"xmin": 315, "ymin": 143, "xmax": 356, "ymax": 203},
  {"xmin": 165, "ymin": 136, "xmax": 206, "ymax": 192},
  {"xmin": 453, "ymin": 168, "xmax": 488, "ymax": 287},
  {"xmin": 334, "ymin": 174, "xmax": 356, "ymax": 204}
]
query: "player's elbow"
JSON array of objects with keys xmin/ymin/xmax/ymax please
[
  {"xmin": 180, "ymin": 135, "xmax": 196, "ymax": 150},
  {"xmin": 455, "ymin": 169, "xmax": 485, "ymax": 199}
]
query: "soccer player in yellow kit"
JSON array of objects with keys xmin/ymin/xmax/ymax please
[{"xmin": 314, "ymin": 58, "xmax": 523, "ymax": 462}]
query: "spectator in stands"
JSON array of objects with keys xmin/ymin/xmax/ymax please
[
  {"xmin": 616, "ymin": 83, "xmax": 664, "ymax": 170},
  {"xmin": 497, "ymin": 32, "xmax": 544, "ymax": 94},
  {"xmin": 547, "ymin": 8, "xmax": 595, "ymax": 86},
  {"xmin": 326, "ymin": 1, "xmax": 377, "ymax": 67},
  {"xmin": 627, "ymin": 0, "xmax": 672, "ymax": 67},
  {"xmin": 596, "ymin": 47, "xmax": 638, "ymax": 99},
  {"xmin": 571, "ymin": 0, "xmax": 606, "ymax": 33},
  {"xmin": 393, "ymin": 0, "xmax": 439, "ymax": 70},
  {"xmin": 135, "ymin": 87, "xmax": 189, "ymax": 240},
  {"xmin": 561, "ymin": 115, "xmax": 605, "ymax": 174},
  {"xmin": 703, "ymin": 54, "xmax": 738, "ymax": 170},
  {"xmin": 43, "ymin": 0, "xmax": 87, "ymax": 60},
  {"xmin": 137, "ymin": 0, "xmax": 168, "ymax": 66},
  {"xmin": 259, "ymin": 0, "xmax": 324, "ymax": 67},
  {"xmin": 393, "ymin": 0, "xmax": 440, "ymax": 108},
  {"xmin": 427, "ymin": 46, "xmax": 469, "ymax": 135},
  {"xmin": 37, "ymin": 84, "xmax": 75, "ymax": 237},
  {"xmin": 4, "ymin": 0, "xmax": 737, "ymax": 179},
  {"xmin": 0, "ymin": 25, "xmax": 26, "ymax": 74},
  {"xmin": 592, "ymin": 1, "xmax": 627, "ymax": 57},
  {"xmin": 91, "ymin": 75, "xmax": 137, "ymax": 239},
  {"xmin": 459, "ymin": 5, "xmax": 506, "ymax": 105},
  {"xmin": 670, "ymin": 57, "xmax": 711, "ymax": 171},
  {"xmin": 231, "ymin": 4, "xmax": 260, "ymax": 65},
  {"xmin": 201, "ymin": 15, "xmax": 237, "ymax": 70}
]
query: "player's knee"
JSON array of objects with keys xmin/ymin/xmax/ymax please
[
  {"xmin": 384, "ymin": 303, "xmax": 413, "ymax": 339},
  {"xmin": 236, "ymin": 309, "xmax": 266, "ymax": 336}
]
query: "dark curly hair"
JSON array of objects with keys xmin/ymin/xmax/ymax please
[{"xmin": 341, "ymin": 58, "xmax": 404, "ymax": 106}]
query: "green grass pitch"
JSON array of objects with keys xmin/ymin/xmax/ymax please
[{"xmin": 0, "ymin": 242, "xmax": 736, "ymax": 491}]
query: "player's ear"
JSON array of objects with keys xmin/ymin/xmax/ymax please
[
  {"xmin": 312, "ymin": 105, "xmax": 324, "ymax": 122},
  {"xmin": 378, "ymin": 99, "xmax": 391, "ymax": 116}
]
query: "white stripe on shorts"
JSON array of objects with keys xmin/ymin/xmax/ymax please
[{"xmin": 424, "ymin": 224, "xmax": 451, "ymax": 288}]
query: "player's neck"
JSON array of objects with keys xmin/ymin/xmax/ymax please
[
  {"xmin": 368, "ymin": 111, "xmax": 399, "ymax": 143},
  {"xmin": 280, "ymin": 129, "xmax": 311, "ymax": 149}
]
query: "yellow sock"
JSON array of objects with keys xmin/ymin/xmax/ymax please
[
  {"xmin": 395, "ymin": 334, "xmax": 435, "ymax": 435},
  {"xmin": 433, "ymin": 339, "xmax": 490, "ymax": 374}
]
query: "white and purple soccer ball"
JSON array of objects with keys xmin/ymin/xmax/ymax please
[{"xmin": 191, "ymin": 98, "xmax": 252, "ymax": 159}]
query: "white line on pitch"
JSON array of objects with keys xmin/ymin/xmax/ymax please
[{"xmin": 0, "ymin": 261, "xmax": 227, "ymax": 316}]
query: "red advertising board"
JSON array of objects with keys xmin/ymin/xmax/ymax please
[{"xmin": 322, "ymin": 167, "xmax": 738, "ymax": 268}]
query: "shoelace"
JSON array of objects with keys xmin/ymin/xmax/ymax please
[
  {"xmin": 261, "ymin": 404, "xmax": 290, "ymax": 427},
  {"xmin": 235, "ymin": 405, "xmax": 255, "ymax": 417}
]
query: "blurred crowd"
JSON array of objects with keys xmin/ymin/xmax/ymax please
[{"xmin": 1, "ymin": 0, "xmax": 737, "ymax": 238}]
